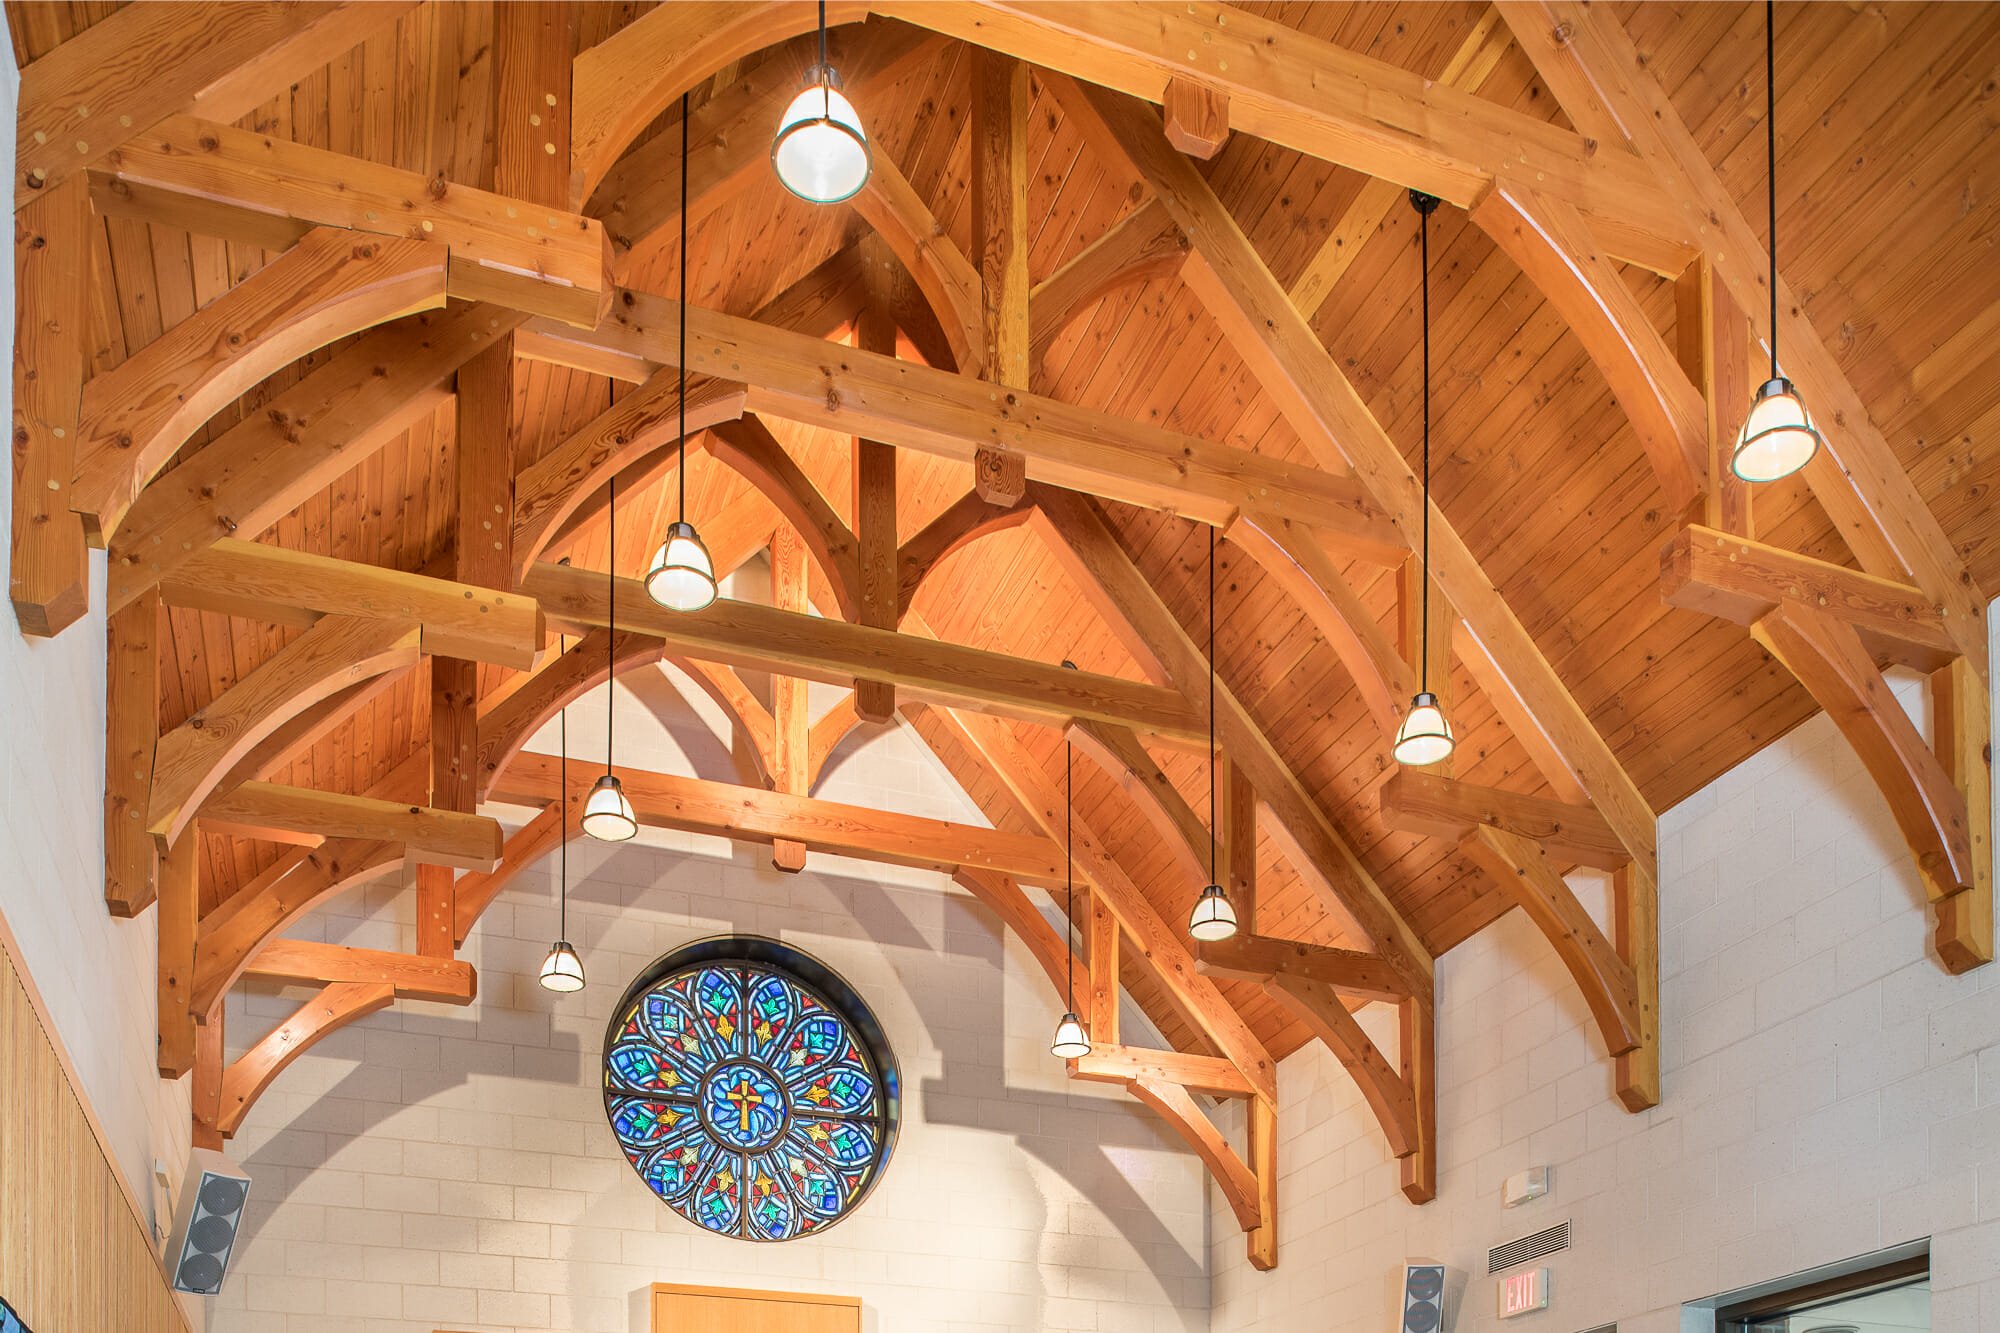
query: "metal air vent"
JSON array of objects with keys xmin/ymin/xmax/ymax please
[{"xmin": 1488, "ymin": 1219, "xmax": 1569, "ymax": 1273}]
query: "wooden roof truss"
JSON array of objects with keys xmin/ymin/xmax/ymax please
[{"xmin": 10, "ymin": 1, "xmax": 1991, "ymax": 1268}]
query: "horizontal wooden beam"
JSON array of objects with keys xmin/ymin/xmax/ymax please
[
  {"xmin": 521, "ymin": 293, "xmax": 1402, "ymax": 552},
  {"xmin": 1194, "ymin": 934, "xmax": 1408, "ymax": 1006},
  {"xmin": 244, "ymin": 939, "xmax": 476, "ymax": 1005},
  {"xmin": 1066, "ymin": 1043, "xmax": 1256, "ymax": 1099},
  {"xmin": 93, "ymin": 116, "xmax": 610, "ymax": 326},
  {"xmin": 159, "ymin": 539, "xmax": 543, "ymax": 670},
  {"xmin": 1379, "ymin": 769, "xmax": 1628, "ymax": 871},
  {"xmin": 201, "ymin": 782, "xmax": 504, "ymax": 872},
  {"xmin": 1662, "ymin": 525, "xmax": 1957, "ymax": 672},
  {"xmin": 490, "ymin": 751, "xmax": 1069, "ymax": 886},
  {"xmin": 523, "ymin": 561, "xmax": 1209, "ymax": 742}
]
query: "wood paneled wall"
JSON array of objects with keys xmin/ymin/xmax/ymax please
[
  {"xmin": 652, "ymin": 1283, "xmax": 862, "ymax": 1333},
  {"xmin": 0, "ymin": 940, "xmax": 188, "ymax": 1333}
]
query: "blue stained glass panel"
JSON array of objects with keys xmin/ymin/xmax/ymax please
[{"xmin": 602, "ymin": 945, "xmax": 896, "ymax": 1242}]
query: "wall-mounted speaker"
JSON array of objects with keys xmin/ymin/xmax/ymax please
[
  {"xmin": 164, "ymin": 1149, "xmax": 252, "ymax": 1296},
  {"xmin": 1400, "ymin": 1261, "xmax": 1457, "ymax": 1333}
]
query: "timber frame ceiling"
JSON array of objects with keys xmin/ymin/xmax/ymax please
[{"xmin": 8, "ymin": 0, "xmax": 1995, "ymax": 1266}]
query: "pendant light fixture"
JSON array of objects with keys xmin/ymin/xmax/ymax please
[
  {"xmin": 539, "ymin": 636, "xmax": 585, "ymax": 994},
  {"xmin": 771, "ymin": 0, "xmax": 871, "ymax": 204},
  {"xmin": 1392, "ymin": 191, "xmax": 1457, "ymax": 769},
  {"xmin": 645, "ymin": 94, "xmax": 719, "ymax": 613},
  {"xmin": 1050, "ymin": 663, "xmax": 1091, "ymax": 1061},
  {"xmin": 583, "ymin": 479, "xmax": 639, "ymax": 842},
  {"xmin": 1731, "ymin": 0, "xmax": 1822, "ymax": 483},
  {"xmin": 1187, "ymin": 527, "xmax": 1239, "ymax": 943}
]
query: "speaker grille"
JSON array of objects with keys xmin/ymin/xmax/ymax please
[
  {"xmin": 1400, "ymin": 1263, "xmax": 1445, "ymax": 1333},
  {"xmin": 1487, "ymin": 1220, "xmax": 1568, "ymax": 1273},
  {"xmin": 173, "ymin": 1168, "xmax": 249, "ymax": 1294}
]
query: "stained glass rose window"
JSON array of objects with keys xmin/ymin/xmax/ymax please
[{"xmin": 602, "ymin": 938, "xmax": 898, "ymax": 1242}]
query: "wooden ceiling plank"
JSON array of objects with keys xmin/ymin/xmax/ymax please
[
  {"xmin": 109, "ymin": 303, "xmax": 517, "ymax": 615},
  {"xmin": 1379, "ymin": 769, "xmax": 1630, "ymax": 872},
  {"xmin": 1499, "ymin": 0, "xmax": 1989, "ymax": 677},
  {"xmin": 243, "ymin": 939, "xmax": 476, "ymax": 1005},
  {"xmin": 158, "ymin": 539, "xmax": 542, "ymax": 670},
  {"xmin": 10, "ymin": 175, "xmax": 92, "ymax": 636},
  {"xmin": 1662, "ymin": 524, "xmax": 1958, "ymax": 673},
  {"xmin": 492, "ymin": 750, "xmax": 1067, "ymax": 887},
  {"xmin": 1053, "ymin": 78, "xmax": 1660, "ymax": 890},
  {"xmin": 16, "ymin": 0, "xmax": 416, "ymax": 209},
  {"xmin": 149, "ymin": 617, "xmax": 422, "ymax": 848},
  {"xmin": 1028, "ymin": 196, "xmax": 1189, "ymax": 365},
  {"xmin": 201, "ymin": 780, "xmax": 504, "ymax": 872},
  {"xmin": 875, "ymin": 1, "xmax": 1688, "ymax": 273},
  {"xmin": 73, "ymin": 230, "xmax": 449, "ymax": 545},
  {"xmin": 524, "ymin": 559, "xmax": 1209, "ymax": 742},
  {"xmin": 527, "ymin": 291, "xmax": 1403, "ymax": 552}
]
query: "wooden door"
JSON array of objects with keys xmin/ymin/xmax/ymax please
[{"xmin": 652, "ymin": 1283, "xmax": 861, "ymax": 1333}]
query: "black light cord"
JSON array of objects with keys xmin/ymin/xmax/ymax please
[
  {"xmin": 607, "ymin": 470, "xmax": 616, "ymax": 775},
  {"xmin": 559, "ymin": 652, "xmax": 568, "ymax": 940},
  {"xmin": 818, "ymin": 0, "xmax": 831, "ymax": 120},
  {"xmin": 1065, "ymin": 733, "xmax": 1075, "ymax": 1010},
  {"xmin": 1419, "ymin": 202, "xmax": 1432, "ymax": 695},
  {"xmin": 1765, "ymin": 0, "xmax": 1779, "ymax": 377},
  {"xmin": 1208, "ymin": 525, "xmax": 1218, "ymax": 884},
  {"xmin": 678, "ymin": 93, "xmax": 690, "ymax": 520}
]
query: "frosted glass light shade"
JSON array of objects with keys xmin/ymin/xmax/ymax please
[
  {"xmin": 772, "ymin": 66, "xmax": 870, "ymax": 204},
  {"xmin": 1732, "ymin": 376, "xmax": 1822, "ymax": 482},
  {"xmin": 581, "ymin": 773, "xmax": 638, "ymax": 842},
  {"xmin": 1392, "ymin": 691, "xmax": 1456, "ymax": 767},
  {"xmin": 645, "ymin": 520, "xmax": 717, "ymax": 612},
  {"xmin": 1049, "ymin": 1011, "xmax": 1092, "ymax": 1060},
  {"xmin": 538, "ymin": 940, "xmax": 585, "ymax": 993},
  {"xmin": 1187, "ymin": 883, "xmax": 1239, "ymax": 942}
]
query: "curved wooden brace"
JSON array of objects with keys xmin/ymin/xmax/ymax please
[
  {"xmin": 570, "ymin": 1, "xmax": 869, "ymax": 206},
  {"xmin": 1226, "ymin": 512, "xmax": 1406, "ymax": 738},
  {"xmin": 476, "ymin": 628, "xmax": 666, "ymax": 798},
  {"xmin": 1126, "ymin": 1076, "xmax": 1261, "ymax": 1231},
  {"xmin": 1459, "ymin": 825, "xmax": 1643, "ymax": 1058},
  {"xmin": 706, "ymin": 416, "xmax": 862, "ymax": 619},
  {"xmin": 71, "ymin": 230, "xmax": 449, "ymax": 544},
  {"xmin": 215, "ymin": 980, "xmax": 395, "ymax": 1135},
  {"xmin": 673, "ymin": 656, "xmax": 778, "ymax": 788},
  {"xmin": 952, "ymin": 867, "xmax": 1078, "ymax": 1003},
  {"xmin": 1470, "ymin": 180, "xmax": 1706, "ymax": 511},
  {"xmin": 807, "ymin": 693, "xmax": 870, "ymax": 790},
  {"xmin": 1028, "ymin": 197, "xmax": 1189, "ymax": 364},
  {"xmin": 511, "ymin": 371, "xmax": 749, "ymax": 582},
  {"xmin": 850, "ymin": 153, "xmax": 983, "ymax": 374},
  {"xmin": 1753, "ymin": 601, "xmax": 1984, "ymax": 956},
  {"xmin": 148, "ymin": 617, "xmax": 422, "ymax": 848},
  {"xmin": 896, "ymin": 490, "xmax": 1037, "ymax": 620},
  {"xmin": 1268, "ymin": 973, "xmax": 1420, "ymax": 1163},
  {"xmin": 1067, "ymin": 720, "xmax": 1211, "ymax": 891},
  {"xmin": 454, "ymin": 802, "xmax": 569, "ymax": 946}
]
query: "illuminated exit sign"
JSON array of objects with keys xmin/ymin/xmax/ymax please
[{"xmin": 1496, "ymin": 1267, "xmax": 1549, "ymax": 1318}]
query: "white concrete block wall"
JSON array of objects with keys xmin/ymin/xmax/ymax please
[
  {"xmin": 206, "ymin": 704, "xmax": 1212, "ymax": 1333},
  {"xmin": 1208, "ymin": 654, "xmax": 2000, "ymax": 1333},
  {"xmin": 0, "ymin": 8, "xmax": 191, "ymax": 1238}
]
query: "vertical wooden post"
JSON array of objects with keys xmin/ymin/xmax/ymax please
[
  {"xmin": 11, "ymin": 175, "xmax": 92, "ymax": 636},
  {"xmin": 852, "ymin": 303, "xmax": 899, "ymax": 721},
  {"xmin": 1245, "ymin": 1093, "xmax": 1278, "ymax": 1270},
  {"xmin": 1398, "ymin": 994, "xmax": 1436, "ymax": 1203},
  {"xmin": 969, "ymin": 49, "xmax": 1029, "ymax": 505},
  {"xmin": 193, "ymin": 999, "xmax": 226, "ymax": 1150},
  {"xmin": 1088, "ymin": 890, "xmax": 1120, "ymax": 1046},
  {"xmin": 1676, "ymin": 254, "xmax": 1753, "ymax": 538},
  {"xmin": 1932, "ymin": 658, "xmax": 1995, "ymax": 971},
  {"xmin": 158, "ymin": 833, "xmax": 200, "ymax": 1077},
  {"xmin": 105, "ymin": 589, "xmax": 160, "ymax": 916},
  {"xmin": 1226, "ymin": 759, "xmax": 1257, "ymax": 933},
  {"xmin": 1612, "ymin": 862, "xmax": 1661, "ymax": 1109},
  {"xmin": 771, "ymin": 530, "xmax": 810, "ymax": 872}
]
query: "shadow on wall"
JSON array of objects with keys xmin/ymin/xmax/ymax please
[{"xmin": 225, "ymin": 839, "xmax": 1207, "ymax": 1331}]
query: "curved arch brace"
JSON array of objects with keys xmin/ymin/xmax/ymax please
[
  {"xmin": 570, "ymin": 1, "xmax": 869, "ymax": 206},
  {"xmin": 476, "ymin": 628, "xmax": 667, "ymax": 799},
  {"xmin": 1268, "ymin": 973, "xmax": 1418, "ymax": 1162},
  {"xmin": 72, "ymin": 230, "xmax": 448, "ymax": 544},
  {"xmin": 1127, "ymin": 1076, "xmax": 1261, "ymax": 1231},
  {"xmin": 850, "ymin": 155, "xmax": 983, "ymax": 374},
  {"xmin": 148, "ymin": 617, "xmax": 422, "ymax": 848},
  {"xmin": 511, "ymin": 372, "xmax": 749, "ymax": 582},
  {"xmin": 896, "ymin": 490, "xmax": 1037, "ymax": 621},
  {"xmin": 215, "ymin": 980, "xmax": 396, "ymax": 1135},
  {"xmin": 707, "ymin": 416, "xmax": 862, "ymax": 619}
]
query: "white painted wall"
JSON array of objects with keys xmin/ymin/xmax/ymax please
[
  {"xmin": 1208, "ymin": 645, "xmax": 2000, "ymax": 1333},
  {"xmin": 0, "ymin": 11, "xmax": 191, "ymax": 1240},
  {"xmin": 205, "ymin": 678, "xmax": 1211, "ymax": 1333}
]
